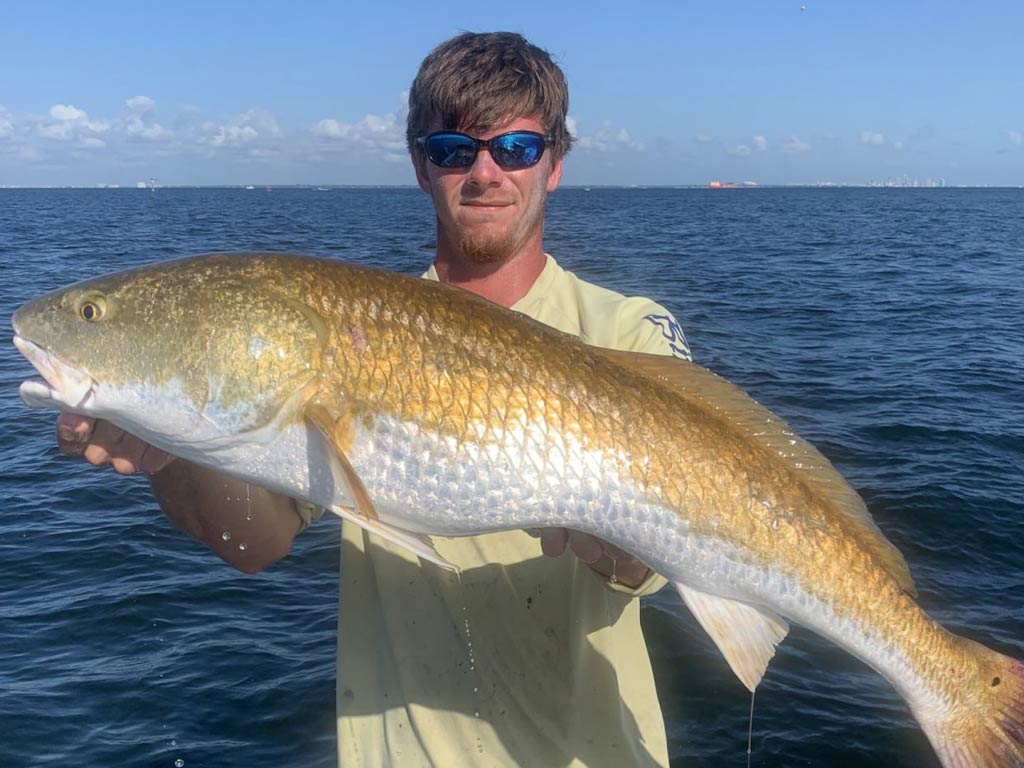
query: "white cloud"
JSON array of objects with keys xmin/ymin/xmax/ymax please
[
  {"xmin": 200, "ymin": 109, "xmax": 281, "ymax": 147},
  {"xmin": 0, "ymin": 106, "xmax": 13, "ymax": 140},
  {"xmin": 312, "ymin": 112, "xmax": 405, "ymax": 152},
  {"xmin": 126, "ymin": 96, "xmax": 156, "ymax": 115},
  {"xmin": 782, "ymin": 135, "xmax": 810, "ymax": 154},
  {"xmin": 693, "ymin": 134, "xmax": 715, "ymax": 144},
  {"xmin": 565, "ymin": 115, "xmax": 578, "ymax": 138},
  {"xmin": 1009, "ymin": 130, "xmax": 1022, "ymax": 146},
  {"xmin": 122, "ymin": 96, "xmax": 172, "ymax": 141},
  {"xmin": 753, "ymin": 135, "xmax": 768, "ymax": 151},
  {"xmin": 860, "ymin": 131, "xmax": 885, "ymax": 146},
  {"xmin": 39, "ymin": 104, "xmax": 109, "ymax": 144},
  {"xmin": 125, "ymin": 118, "xmax": 172, "ymax": 141},
  {"xmin": 728, "ymin": 144, "xmax": 751, "ymax": 157},
  {"xmin": 576, "ymin": 120, "xmax": 644, "ymax": 152},
  {"xmin": 50, "ymin": 104, "xmax": 88, "ymax": 122}
]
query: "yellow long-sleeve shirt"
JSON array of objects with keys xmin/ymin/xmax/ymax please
[{"xmin": 334, "ymin": 255, "xmax": 690, "ymax": 767}]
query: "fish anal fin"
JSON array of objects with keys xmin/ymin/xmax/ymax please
[
  {"xmin": 328, "ymin": 504, "xmax": 458, "ymax": 573},
  {"xmin": 675, "ymin": 583, "xmax": 789, "ymax": 692},
  {"xmin": 595, "ymin": 348, "xmax": 916, "ymax": 598}
]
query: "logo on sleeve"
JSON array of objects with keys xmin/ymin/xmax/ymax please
[{"xmin": 644, "ymin": 314, "xmax": 691, "ymax": 359}]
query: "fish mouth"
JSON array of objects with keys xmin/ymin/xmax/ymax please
[{"xmin": 13, "ymin": 335, "xmax": 97, "ymax": 412}]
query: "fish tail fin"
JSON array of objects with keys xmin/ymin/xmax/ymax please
[{"xmin": 919, "ymin": 638, "xmax": 1024, "ymax": 767}]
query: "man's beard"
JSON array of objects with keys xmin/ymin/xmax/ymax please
[{"xmin": 457, "ymin": 231, "xmax": 516, "ymax": 265}]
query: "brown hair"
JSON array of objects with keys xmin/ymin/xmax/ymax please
[{"xmin": 406, "ymin": 32, "xmax": 573, "ymax": 161}]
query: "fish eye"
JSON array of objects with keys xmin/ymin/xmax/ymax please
[{"xmin": 78, "ymin": 296, "xmax": 106, "ymax": 322}]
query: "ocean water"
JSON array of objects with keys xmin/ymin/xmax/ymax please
[{"xmin": 0, "ymin": 186, "xmax": 1021, "ymax": 767}]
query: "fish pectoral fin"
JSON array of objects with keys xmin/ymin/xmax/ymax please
[
  {"xmin": 305, "ymin": 403, "xmax": 378, "ymax": 521},
  {"xmin": 675, "ymin": 583, "xmax": 789, "ymax": 692},
  {"xmin": 304, "ymin": 404, "xmax": 458, "ymax": 573},
  {"xmin": 328, "ymin": 504, "xmax": 458, "ymax": 573}
]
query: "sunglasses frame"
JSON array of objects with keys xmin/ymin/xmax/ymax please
[{"xmin": 416, "ymin": 130, "xmax": 553, "ymax": 170}]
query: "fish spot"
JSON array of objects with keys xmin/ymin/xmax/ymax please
[
  {"xmin": 248, "ymin": 336, "xmax": 267, "ymax": 359},
  {"xmin": 348, "ymin": 323, "xmax": 368, "ymax": 355},
  {"xmin": 992, "ymin": 676, "xmax": 1001, "ymax": 687}
]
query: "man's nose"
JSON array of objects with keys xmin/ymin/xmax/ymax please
[{"xmin": 466, "ymin": 146, "xmax": 503, "ymax": 185}]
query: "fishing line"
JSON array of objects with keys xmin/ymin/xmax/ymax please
[{"xmin": 747, "ymin": 687, "xmax": 756, "ymax": 768}]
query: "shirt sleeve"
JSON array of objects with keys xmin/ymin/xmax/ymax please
[{"xmin": 608, "ymin": 297, "xmax": 692, "ymax": 361}]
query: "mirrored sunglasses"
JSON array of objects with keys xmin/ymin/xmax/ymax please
[{"xmin": 417, "ymin": 131, "xmax": 553, "ymax": 170}]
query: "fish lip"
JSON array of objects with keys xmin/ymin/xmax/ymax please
[{"xmin": 13, "ymin": 334, "xmax": 97, "ymax": 410}]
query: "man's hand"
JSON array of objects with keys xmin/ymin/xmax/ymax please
[
  {"xmin": 57, "ymin": 413, "xmax": 176, "ymax": 475},
  {"xmin": 54, "ymin": 414, "xmax": 300, "ymax": 573},
  {"xmin": 538, "ymin": 528, "xmax": 651, "ymax": 589}
]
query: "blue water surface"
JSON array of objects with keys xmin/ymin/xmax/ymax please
[{"xmin": 0, "ymin": 186, "xmax": 1021, "ymax": 767}]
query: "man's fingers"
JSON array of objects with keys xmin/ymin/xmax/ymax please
[
  {"xmin": 82, "ymin": 420, "xmax": 128, "ymax": 467},
  {"xmin": 56, "ymin": 415, "xmax": 173, "ymax": 476},
  {"xmin": 539, "ymin": 528, "xmax": 568, "ymax": 557},
  {"xmin": 56, "ymin": 413, "xmax": 96, "ymax": 456},
  {"xmin": 110, "ymin": 432, "xmax": 151, "ymax": 475},
  {"xmin": 139, "ymin": 444, "xmax": 176, "ymax": 476},
  {"xmin": 601, "ymin": 541, "xmax": 629, "ymax": 560},
  {"xmin": 567, "ymin": 531, "xmax": 604, "ymax": 564}
]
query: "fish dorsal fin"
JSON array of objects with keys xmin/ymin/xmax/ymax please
[
  {"xmin": 595, "ymin": 349, "xmax": 916, "ymax": 597},
  {"xmin": 304, "ymin": 402, "xmax": 458, "ymax": 573},
  {"xmin": 675, "ymin": 583, "xmax": 789, "ymax": 692}
]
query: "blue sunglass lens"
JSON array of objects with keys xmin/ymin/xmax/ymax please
[
  {"xmin": 426, "ymin": 134, "xmax": 477, "ymax": 168},
  {"xmin": 491, "ymin": 134, "xmax": 544, "ymax": 167}
]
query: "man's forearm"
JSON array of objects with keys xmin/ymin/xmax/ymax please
[{"xmin": 150, "ymin": 460, "xmax": 302, "ymax": 574}]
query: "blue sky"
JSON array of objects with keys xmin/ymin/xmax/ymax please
[{"xmin": 1, "ymin": 1, "xmax": 1021, "ymax": 187}]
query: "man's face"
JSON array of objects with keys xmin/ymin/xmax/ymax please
[{"xmin": 413, "ymin": 116, "xmax": 563, "ymax": 266}]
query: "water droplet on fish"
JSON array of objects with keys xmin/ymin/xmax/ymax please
[
  {"xmin": 238, "ymin": 543, "xmax": 248, "ymax": 551},
  {"xmin": 221, "ymin": 531, "xmax": 231, "ymax": 542},
  {"xmin": 174, "ymin": 760, "xmax": 185, "ymax": 768}
]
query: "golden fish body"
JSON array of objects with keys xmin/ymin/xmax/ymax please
[{"xmin": 12, "ymin": 253, "xmax": 1024, "ymax": 767}]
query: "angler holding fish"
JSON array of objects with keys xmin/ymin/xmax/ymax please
[
  {"xmin": 12, "ymin": 33, "xmax": 1024, "ymax": 768},
  {"xmin": 28, "ymin": 33, "xmax": 687, "ymax": 767}
]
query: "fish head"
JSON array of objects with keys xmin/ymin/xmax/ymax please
[{"xmin": 12, "ymin": 255, "xmax": 327, "ymax": 446}]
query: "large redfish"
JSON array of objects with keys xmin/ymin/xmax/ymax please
[{"xmin": 11, "ymin": 253, "xmax": 1024, "ymax": 766}]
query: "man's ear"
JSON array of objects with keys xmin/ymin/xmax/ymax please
[
  {"xmin": 546, "ymin": 155, "xmax": 564, "ymax": 192},
  {"xmin": 413, "ymin": 154, "xmax": 432, "ymax": 195}
]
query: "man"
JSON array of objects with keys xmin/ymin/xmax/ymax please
[{"xmin": 58, "ymin": 32, "xmax": 691, "ymax": 767}]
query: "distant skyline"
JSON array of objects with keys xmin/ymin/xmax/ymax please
[{"xmin": 2, "ymin": 1, "xmax": 1022, "ymax": 187}]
